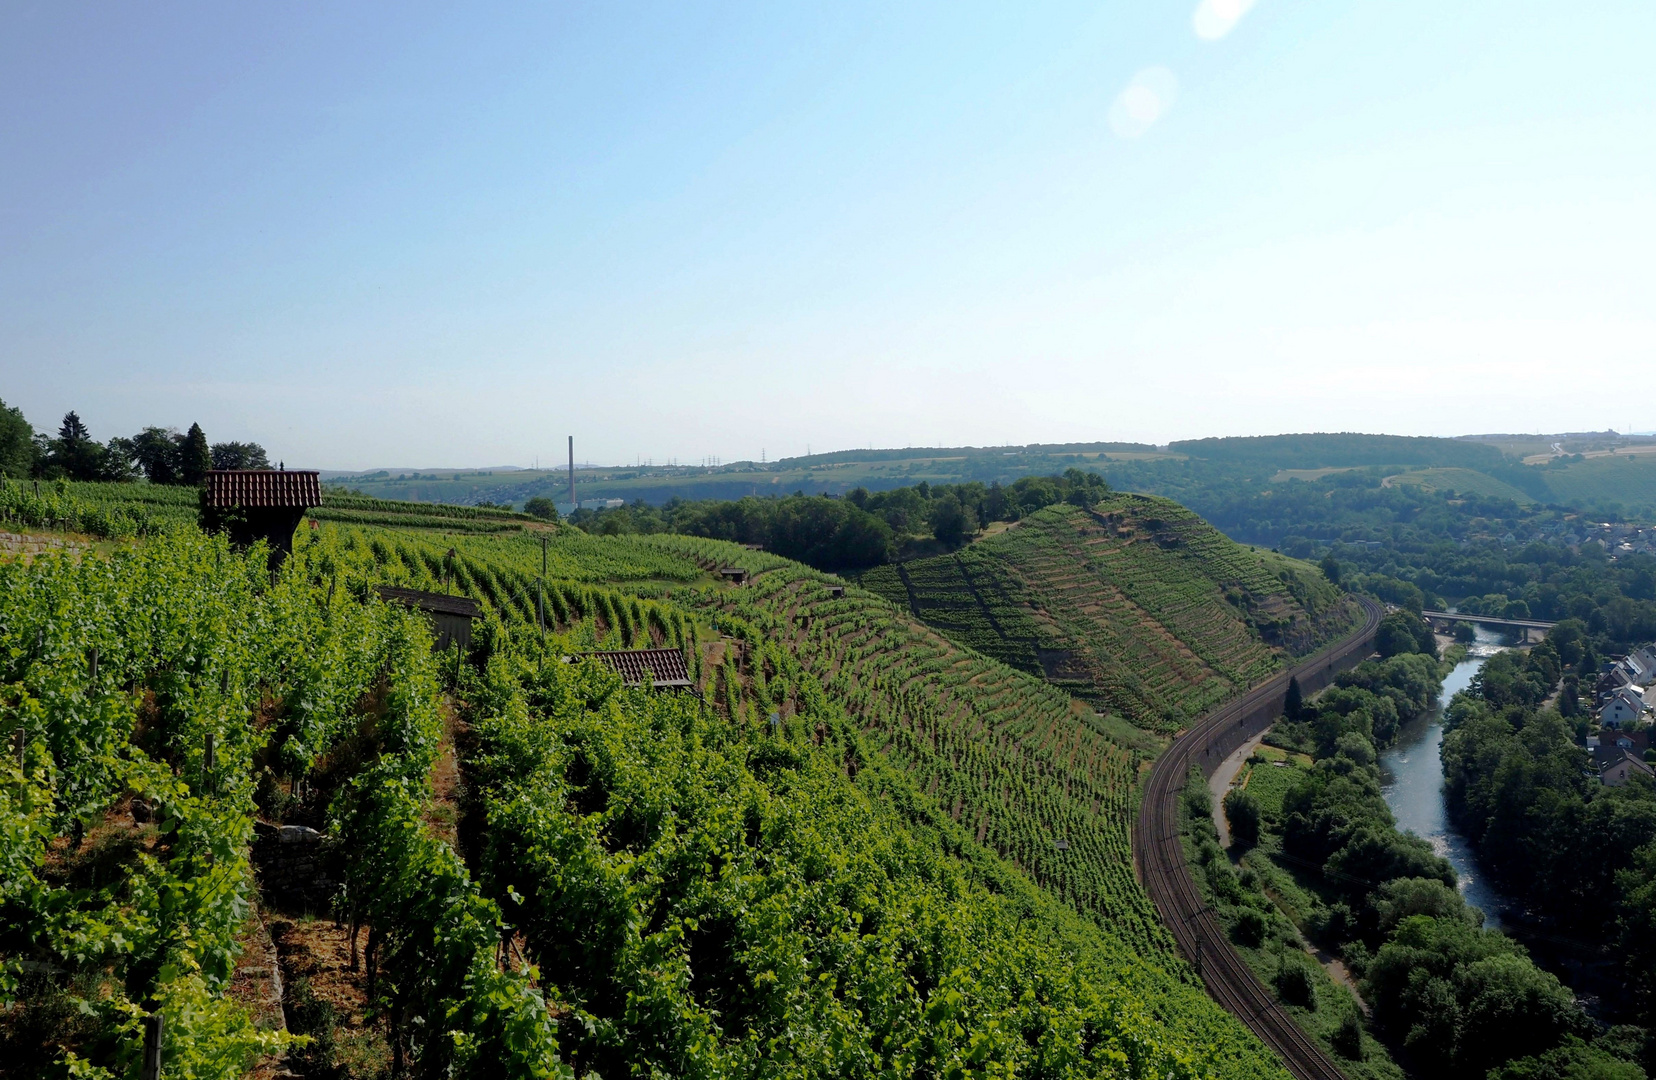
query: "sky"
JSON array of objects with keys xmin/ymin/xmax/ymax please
[{"xmin": 3, "ymin": 1, "xmax": 1654, "ymax": 469}]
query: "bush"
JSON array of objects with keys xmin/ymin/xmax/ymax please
[
  {"xmin": 1274, "ymin": 955, "xmax": 1317, "ymax": 1008},
  {"xmin": 1332, "ymin": 1010, "xmax": 1364, "ymax": 1060},
  {"xmin": 1233, "ymin": 908, "xmax": 1268, "ymax": 948}
]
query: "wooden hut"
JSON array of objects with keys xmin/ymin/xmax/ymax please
[
  {"xmin": 568, "ymin": 647, "xmax": 692, "ymax": 691},
  {"xmin": 826, "ymin": 584, "xmax": 845, "ymax": 598},
  {"xmin": 375, "ymin": 586, "xmax": 483, "ymax": 651},
  {"xmin": 203, "ymin": 469, "xmax": 320, "ymax": 567},
  {"xmin": 719, "ymin": 566, "xmax": 750, "ymax": 585}
]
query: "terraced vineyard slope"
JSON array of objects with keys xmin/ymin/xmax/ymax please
[{"xmin": 863, "ymin": 498, "xmax": 1358, "ymax": 731}]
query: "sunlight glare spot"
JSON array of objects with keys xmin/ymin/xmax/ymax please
[
  {"xmin": 1108, "ymin": 67, "xmax": 1179, "ymax": 139},
  {"xmin": 1192, "ymin": 0, "xmax": 1257, "ymax": 41}
]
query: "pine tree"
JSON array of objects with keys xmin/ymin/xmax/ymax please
[
  {"xmin": 1284, "ymin": 675, "xmax": 1304, "ymax": 722},
  {"xmin": 180, "ymin": 422, "xmax": 211, "ymax": 486}
]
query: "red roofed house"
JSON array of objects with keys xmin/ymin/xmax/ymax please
[{"xmin": 202, "ymin": 469, "xmax": 321, "ymax": 567}]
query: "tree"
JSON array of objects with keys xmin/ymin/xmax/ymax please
[
  {"xmin": 929, "ymin": 495, "xmax": 977, "ymax": 547},
  {"xmin": 129, "ymin": 427, "xmax": 183, "ymax": 484},
  {"xmin": 179, "ymin": 423, "xmax": 211, "ymax": 486},
  {"xmin": 1489, "ymin": 1037, "xmax": 1644, "ymax": 1080},
  {"xmin": 1284, "ymin": 676, "xmax": 1305, "ymax": 722},
  {"xmin": 1366, "ymin": 915, "xmax": 1583, "ymax": 1076},
  {"xmin": 43, "ymin": 411, "xmax": 107, "ymax": 481},
  {"xmin": 1376, "ymin": 611, "xmax": 1434, "ymax": 658},
  {"xmin": 210, "ymin": 441, "xmax": 270, "ymax": 470},
  {"xmin": 523, "ymin": 496, "xmax": 559, "ymax": 521},
  {"xmin": 1321, "ymin": 555, "xmax": 1342, "ymax": 585},
  {"xmin": 0, "ymin": 398, "xmax": 36, "ymax": 479}
]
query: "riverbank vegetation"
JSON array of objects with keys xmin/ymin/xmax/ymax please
[
  {"xmin": 1442, "ymin": 637, "xmax": 1656, "ymax": 1071},
  {"xmin": 1193, "ymin": 618, "xmax": 1646, "ymax": 1078}
]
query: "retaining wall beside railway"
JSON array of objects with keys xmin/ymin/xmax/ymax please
[{"xmin": 1190, "ymin": 612, "xmax": 1380, "ymax": 780}]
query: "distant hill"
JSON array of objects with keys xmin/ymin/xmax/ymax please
[
  {"xmin": 861, "ymin": 498, "xmax": 1357, "ymax": 731},
  {"xmin": 322, "ymin": 431, "xmax": 1656, "ymax": 522},
  {"xmin": 1169, "ymin": 432, "xmax": 1506, "ymax": 471}
]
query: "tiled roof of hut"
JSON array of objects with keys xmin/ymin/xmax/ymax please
[
  {"xmin": 375, "ymin": 586, "xmax": 483, "ymax": 619},
  {"xmin": 204, "ymin": 469, "xmax": 321, "ymax": 509},
  {"xmin": 573, "ymin": 647, "xmax": 692, "ymax": 689}
]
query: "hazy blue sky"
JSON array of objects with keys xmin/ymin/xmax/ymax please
[{"xmin": 4, "ymin": 2, "xmax": 1654, "ymax": 468}]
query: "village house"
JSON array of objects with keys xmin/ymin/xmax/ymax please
[
  {"xmin": 1600, "ymin": 687, "xmax": 1647, "ymax": 729},
  {"xmin": 1599, "ymin": 749, "xmax": 1656, "ymax": 788}
]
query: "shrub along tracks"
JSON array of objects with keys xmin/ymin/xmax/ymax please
[{"xmin": 1135, "ymin": 596, "xmax": 1382, "ymax": 1080}]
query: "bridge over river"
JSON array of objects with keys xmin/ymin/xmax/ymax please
[{"xmin": 1420, "ymin": 609, "xmax": 1557, "ymax": 643}]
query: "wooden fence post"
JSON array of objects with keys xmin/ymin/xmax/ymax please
[{"xmin": 140, "ymin": 1011, "xmax": 163, "ymax": 1080}]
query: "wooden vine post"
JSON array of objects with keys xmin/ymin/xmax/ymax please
[{"xmin": 140, "ymin": 1012, "xmax": 163, "ymax": 1080}]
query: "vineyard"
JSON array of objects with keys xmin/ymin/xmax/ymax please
[
  {"xmin": 0, "ymin": 529, "xmax": 565, "ymax": 1076},
  {"xmin": 0, "ymin": 490, "xmax": 1314, "ymax": 1077},
  {"xmin": 862, "ymin": 499, "xmax": 1357, "ymax": 731},
  {"xmin": 0, "ymin": 480, "xmax": 543, "ymax": 542}
]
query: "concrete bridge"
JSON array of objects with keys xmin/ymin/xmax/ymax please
[{"xmin": 1420, "ymin": 609, "xmax": 1557, "ymax": 643}]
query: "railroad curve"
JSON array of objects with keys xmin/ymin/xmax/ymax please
[{"xmin": 1134, "ymin": 596, "xmax": 1383, "ymax": 1080}]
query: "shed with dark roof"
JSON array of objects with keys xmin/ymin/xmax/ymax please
[
  {"xmin": 375, "ymin": 586, "xmax": 484, "ymax": 651},
  {"xmin": 567, "ymin": 647, "xmax": 692, "ymax": 691},
  {"xmin": 203, "ymin": 469, "xmax": 321, "ymax": 567}
]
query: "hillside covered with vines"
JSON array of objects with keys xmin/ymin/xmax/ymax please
[
  {"xmin": 861, "ymin": 499, "xmax": 1358, "ymax": 731},
  {"xmin": 0, "ymin": 492, "xmax": 1321, "ymax": 1078}
]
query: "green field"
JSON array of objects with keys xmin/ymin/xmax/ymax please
[
  {"xmin": 1382, "ymin": 467, "xmax": 1536, "ymax": 503},
  {"xmin": 861, "ymin": 498, "xmax": 1357, "ymax": 731},
  {"xmin": 1535, "ymin": 450, "xmax": 1656, "ymax": 513}
]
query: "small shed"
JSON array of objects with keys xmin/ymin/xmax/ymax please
[
  {"xmin": 568, "ymin": 647, "xmax": 692, "ymax": 691},
  {"xmin": 203, "ymin": 469, "xmax": 321, "ymax": 566},
  {"xmin": 825, "ymin": 584, "xmax": 845, "ymax": 599},
  {"xmin": 719, "ymin": 566, "xmax": 750, "ymax": 585},
  {"xmin": 375, "ymin": 586, "xmax": 483, "ymax": 651}
]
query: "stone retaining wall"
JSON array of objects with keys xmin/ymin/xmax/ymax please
[
  {"xmin": 252, "ymin": 820, "xmax": 339, "ymax": 914},
  {"xmin": 0, "ymin": 531, "xmax": 91, "ymax": 556}
]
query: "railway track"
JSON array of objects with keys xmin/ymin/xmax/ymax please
[{"xmin": 1134, "ymin": 596, "xmax": 1383, "ymax": 1080}]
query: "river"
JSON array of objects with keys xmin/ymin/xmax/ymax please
[{"xmin": 1378, "ymin": 629, "xmax": 1512, "ymax": 928}]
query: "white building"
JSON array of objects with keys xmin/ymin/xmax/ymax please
[
  {"xmin": 1627, "ymin": 646, "xmax": 1656, "ymax": 687},
  {"xmin": 1600, "ymin": 687, "xmax": 1647, "ymax": 729}
]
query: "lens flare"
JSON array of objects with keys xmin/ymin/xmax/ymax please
[
  {"xmin": 1108, "ymin": 67, "xmax": 1179, "ymax": 138},
  {"xmin": 1193, "ymin": 0, "xmax": 1257, "ymax": 40}
]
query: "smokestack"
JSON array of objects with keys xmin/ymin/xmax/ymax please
[{"xmin": 568, "ymin": 436, "xmax": 577, "ymax": 510}]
